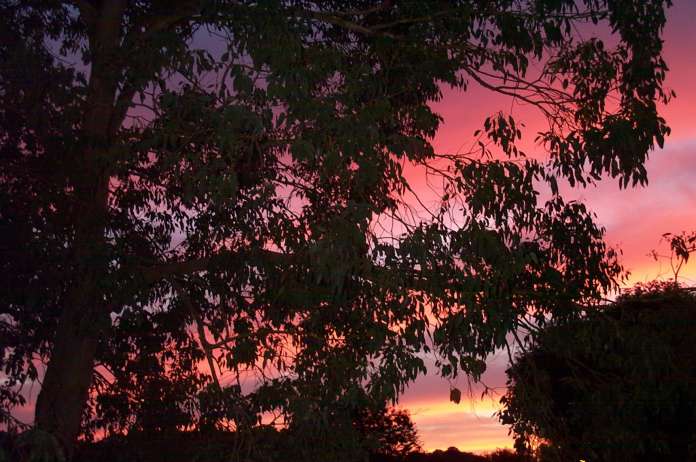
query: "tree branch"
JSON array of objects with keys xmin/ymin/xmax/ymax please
[
  {"xmin": 139, "ymin": 248, "xmax": 289, "ymax": 284},
  {"xmin": 172, "ymin": 280, "xmax": 222, "ymax": 391},
  {"xmin": 309, "ymin": 11, "xmax": 400, "ymax": 39}
]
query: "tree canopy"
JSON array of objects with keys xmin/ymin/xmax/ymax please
[
  {"xmin": 0, "ymin": 0, "xmax": 672, "ymax": 458},
  {"xmin": 354, "ymin": 405, "xmax": 421, "ymax": 459},
  {"xmin": 500, "ymin": 282, "xmax": 696, "ymax": 461}
]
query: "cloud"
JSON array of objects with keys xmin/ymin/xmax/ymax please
[{"xmin": 563, "ymin": 140, "xmax": 696, "ymax": 285}]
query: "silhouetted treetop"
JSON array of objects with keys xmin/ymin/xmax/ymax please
[
  {"xmin": 354, "ymin": 405, "xmax": 421, "ymax": 459},
  {"xmin": 500, "ymin": 281, "xmax": 696, "ymax": 462}
]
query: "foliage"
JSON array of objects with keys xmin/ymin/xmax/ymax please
[
  {"xmin": 499, "ymin": 282, "xmax": 696, "ymax": 461},
  {"xmin": 0, "ymin": 0, "xmax": 671, "ymax": 454},
  {"xmin": 354, "ymin": 405, "xmax": 421, "ymax": 459},
  {"xmin": 74, "ymin": 408, "xmax": 431, "ymax": 462},
  {"xmin": 399, "ymin": 447, "xmax": 526, "ymax": 462},
  {"xmin": 653, "ymin": 230, "xmax": 696, "ymax": 281},
  {"xmin": 2, "ymin": 430, "xmax": 66, "ymax": 462},
  {"xmin": 71, "ymin": 428, "xmax": 296, "ymax": 462},
  {"xmin": 69, "ymin": 434, "xmax": 525, "ymax": 462}
]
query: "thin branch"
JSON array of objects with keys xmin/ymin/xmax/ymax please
[
  {"xmin": 173, "ymin": 280, "xmax": 222, "ymax": 391},
  {"xmin": 310, "ymin": 11, "xmax": 400, "ymax": 39},
  {"xmin": 139, "ymin": 248, "xmax": 288, "ymax": 283}
]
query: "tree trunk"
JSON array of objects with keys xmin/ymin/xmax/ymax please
[
  {"xmin": 33, "ymin": 152, "xmax": 112, "ymax": 454},
  {"xmin": 34, "ymin": 300, "xmax": 108, "ymax": 450},
  {"xmin": 33, "ymin": 0, "xmax": 125, "ymax": 455}
]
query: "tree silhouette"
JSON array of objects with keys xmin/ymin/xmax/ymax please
[
  {"xmin": 354, "ymin": 405, "xmax": 421, "ymax": 460},
  {"xmin": 654, "ymin": 230, "xmax": 696, "ymax": 281},
  {"xmin": 500, "ymin": 282, "xmax": 696, "ymax": 462},
  {"xmin": 0, "ymin": 0, "xmax": 672, "ymax": 458}
]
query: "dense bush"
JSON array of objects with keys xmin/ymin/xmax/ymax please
[
  {"xmin": 0, "ymin": 429, "xmax": 526, "ymax": 462},
  {"xmin": 500, "ymin": 282, "xmax": 696, "ymax": 461}
]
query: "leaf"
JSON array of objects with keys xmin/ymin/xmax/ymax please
[{"xmin": 450, "ymin": 387, "xmax": 462, "ymax": 404}]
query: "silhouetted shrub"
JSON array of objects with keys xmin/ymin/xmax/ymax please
[
  {"xmin": 354, "ymin": 405, "xmax": 421, "ymax": 459},
  {"xmin": 501, "ymin": 282, "xmax": 696, "ymax": 461},
  {"xmin": 72, "ymin": 431, "xmax": 527, "ymax": 462}
]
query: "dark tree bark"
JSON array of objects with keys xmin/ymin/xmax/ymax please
[{"xmin": 33, "ymin": 0, "xmax": 125, "ymax": 453}]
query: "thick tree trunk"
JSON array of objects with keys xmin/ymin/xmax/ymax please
[
  {"xmin": 34, "ymin": 128, "xmax": 112, "ymax": 453},
  {"xmin": 33, "ymin": 165, "xmax": 112, "ymax": 454},
  {"xmin": 34, "ymin": 300, "xmax": 108, "ymax": 449},
  {"xmin": 33, "ymin": 0, "xmax": 125, "ymax": 455}
]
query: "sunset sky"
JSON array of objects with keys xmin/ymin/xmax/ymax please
[
  {"xmin": 400, "ymin": 0, "xmax": 696, "ymax": 453},
  {"xmin": 7, "ymin": 2, "xmax": 696, "ymax": 454}
]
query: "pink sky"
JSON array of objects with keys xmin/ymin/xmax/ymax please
[{"xmin": 401, "ymin": 1, "xmax": 696, "ymax": 452}]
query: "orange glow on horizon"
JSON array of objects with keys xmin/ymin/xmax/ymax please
[{"xmin": 403, "ymin": 396, "xmax": 512, "ymax": 453}]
